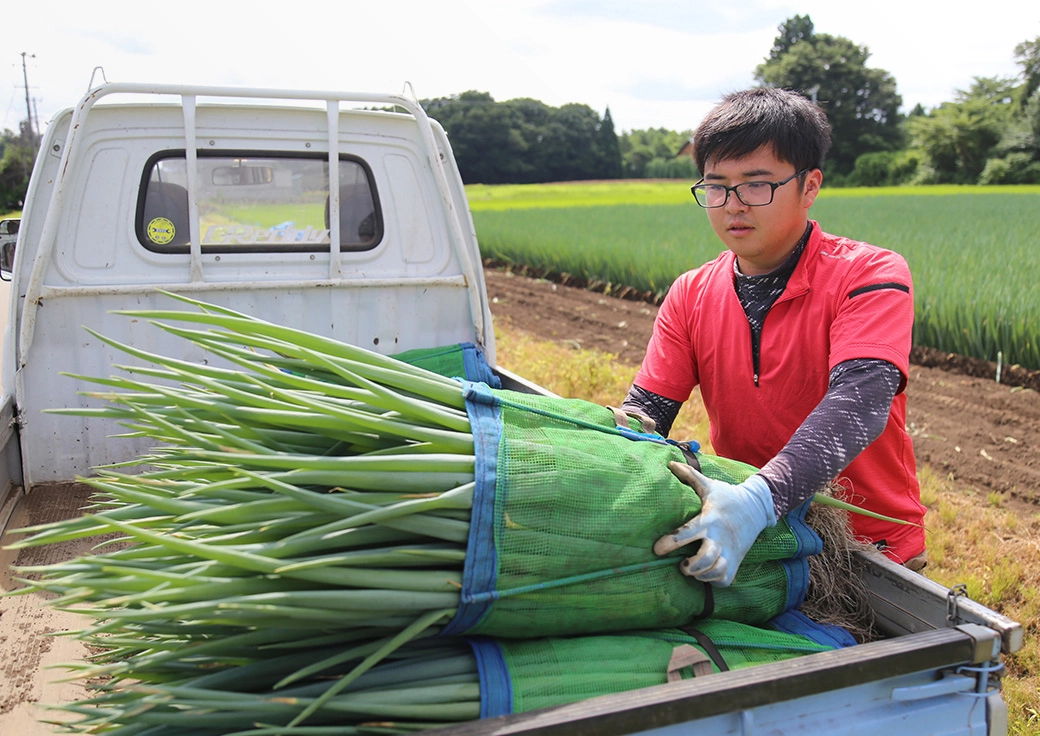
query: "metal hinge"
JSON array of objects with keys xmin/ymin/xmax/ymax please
[
  {"xmin": 891, "ymin": 671, "xmax": 976, "ymax": 701},
  {"xmin": 946, "ymin": 583, "xmax": 969, "ymax": 626}
]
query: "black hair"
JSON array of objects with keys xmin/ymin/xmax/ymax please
[{"xmin": 692, "ymin": 87, "xmax": 832, "ymax": 175}]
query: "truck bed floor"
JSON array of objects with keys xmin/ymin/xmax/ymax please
[{"xmin": 1, "ymin": 483, "xmax": 100, "ymax": 732}]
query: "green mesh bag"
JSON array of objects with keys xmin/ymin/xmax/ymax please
[
  {"xmin": 470, "ymin": 612, "xmax": 852, "ymax": 717},
  {"xmin": 441, "ymin": 382, "xmax": 820, "ymax": 638},
  {"xmin": 391, "ymin": 342, "xmax": 501, "ymax": 387}
]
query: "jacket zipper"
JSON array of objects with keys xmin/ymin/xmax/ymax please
[{"xmin": 750, "ymin": 322, "xmax": 760, "ymax": 387}]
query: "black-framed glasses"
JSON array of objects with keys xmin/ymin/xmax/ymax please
[{"xmin": 691, "ymin": 168, "xmax": 809, "ymax": 208}]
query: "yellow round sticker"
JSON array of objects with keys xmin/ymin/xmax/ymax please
[{"xmin": 147, "ymin": 217, "xmax": 177, "ymax": 245}]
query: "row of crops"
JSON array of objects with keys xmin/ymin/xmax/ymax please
[{"xmin": 467, "ymin": 182, "xmax": 1040, "ymax": 372}]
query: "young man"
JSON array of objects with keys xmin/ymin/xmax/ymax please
[{"xmin": 622, "ymin": 87, "xmax": 926, "ymax": 587}]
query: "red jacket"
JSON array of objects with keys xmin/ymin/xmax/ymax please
[{"xmin": 635, "ymin": 221, "xmax": 926, "ymax": 562}]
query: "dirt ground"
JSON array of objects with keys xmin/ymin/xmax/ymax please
[{"xmin": 483, "ymin": 265, "xmax": 1040, "ymax": 513}]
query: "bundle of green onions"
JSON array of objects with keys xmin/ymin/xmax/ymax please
[
  {"xmin": 59, "ymin": 634, "xmax": 483, "ymax": 734},
  {"xmin": 6, "ymin": 294, "xmax": 500, "ymax": 730}
]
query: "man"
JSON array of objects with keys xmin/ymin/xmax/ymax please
[{"xmin": 622, "ymin": 87, "xmax": 926, "ymax": 587}]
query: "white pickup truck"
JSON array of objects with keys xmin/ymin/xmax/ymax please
[{"xmin": 0, "ymin": 82, "xmax": 1023, "ymax": 735}]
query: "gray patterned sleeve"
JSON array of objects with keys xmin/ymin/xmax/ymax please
[
  {"xmin": 758, "ymin": 358, "xmax": 902, "ymax": 517},
  {"xmin": 621, "ymin": 384, "xmax": 683, "ymax": 438}
]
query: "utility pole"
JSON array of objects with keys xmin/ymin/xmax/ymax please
[{"xmin": 21, "ymin": 52, "xmax": 37, "ymax": 159}]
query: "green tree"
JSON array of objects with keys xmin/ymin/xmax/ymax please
[
  {"xmin": 846, "ymin": 149, "xmax": 920, "ymax": 187},
  {"xmin": 0, "ymin": 120, "xmax": 38, "ymax": 208},
  {"xmin": 755, "ymin": 16, "xmax": 904, "ymax": 177},
  {"xmin": 1006, "ymin": 35, "xmax": 1040, "ymax": 168},
  {"xmin": 1014, "ymin": 35, "xmax": 1040, "ymax": 103},
  {"xmin": 978, "ymin": 151, "xmax": 1040, "ymax": 184},
  {"xmin": 423, "ymin": 91, "xmax": 530, "ymax": 184},
  {"xmin": 618, "ymin": 128, "xmax": 692, "ymax": 178},
  {"xmin": 1027, "ymin": 92, "xmax": 1040, "ymax": 148},
  {"xmin": 767, "ymin": 14, "xmax": 814, "ymax": 62},
  {"xmin": 597, "ymin": 107, "xmax": 623, "ymax": 179},
  {"xmin": 538, "ymin": 103, "xmax": 611, "ymax": 182},
  {"xmin": 424, "ymin": 93, "xmax": 622, "ymax": 184},
  {"xmin": 908, "ymin": 77, "xmax": 1019, "ymax": 184},
  {"xmin": 502, "ymin": 97, "xmax": 554, "ymax": 183}
]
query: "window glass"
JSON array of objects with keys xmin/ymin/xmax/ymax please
[{"xmin": 138, "ymin": 154, "xmax": 380, "ymax": 252}]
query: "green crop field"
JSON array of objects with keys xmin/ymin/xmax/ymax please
[{"xmin": 468, "ymin": 182, "xmax": 1040, "ymax": 372}]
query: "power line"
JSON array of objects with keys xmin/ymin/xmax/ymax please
[{"xmin": 20, "ymin": 52, "xmax": 37, "ymax": 158}]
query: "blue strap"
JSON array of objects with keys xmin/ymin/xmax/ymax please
[
  {"xmin": 440, "ymin": 381, "xmax": 502, "ymax": 636},
  {"xmin": 769, "ymin": 609, "xmax": 857, "ymax": 648},
  {"xmin": 459, "ymin": 342, "xmax": 502, "ymax": 387},
  {"xmin": 467, "ymin": 637, "xmax": 513, "ymax": 718},
  {"xmin": 782, "ymin": 498, "xmax": 823, "ymax": 558},
  {"xmin": 780, "ymin": 557, "xmax": 811, "ymax": 612}
]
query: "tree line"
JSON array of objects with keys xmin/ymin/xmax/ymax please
[
  {"xmin": 421, "ymin": 92, "xmax": 700, "ymax": 183},
  {"xmin": 0, "ymin": 118, "xmax": 39, "ymax": 211},
  {"xmin": 416, "ymin": 16, "xmax": 1040, "ymax": 187},
  {"xmin": 420, "ymin": 91, "xmax": 623, "ymax": 184}
]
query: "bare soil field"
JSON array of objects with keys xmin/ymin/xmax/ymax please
[{"xmin": 483, "ymin": 266, "xmax": 1040, "ymax": 514}]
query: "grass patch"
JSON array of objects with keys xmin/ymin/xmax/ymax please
[
  {"xmin": 468, "ymin": 181, "xmax": 695, "ymax": 210},
  {"xmin": 917, "ymin": 464, "xmax": 1040, "ymax": 735},
  {"xmin": 494, "ymin": 319, "xmax": 709, "ymax": 446},
  {"xmin": 473, "ymin": 204, "xmax": 710, "ymax": 297},
  {"xmin": 214, "ymin": 201, "xmax": 327, "ymax": 228},
  {"xmin": 496, "ymin": 322, "xmax": 1038, "ymax": 735},
  {"xmin": 467, "ymin": 181, "xmax": 1040, "ymax": 211}
]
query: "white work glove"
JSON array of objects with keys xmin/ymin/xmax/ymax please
[{"xmin": 653, "ymin": 461, "xmax": 777, "ymax": 587}]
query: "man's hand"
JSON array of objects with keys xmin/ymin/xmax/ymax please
[
  {"xmin": 653, "ymin": 461, "xmax": 776, "ymax": 587},
  {"xmin": 609, "ymin": 406, "xmax": 657, "ymax": 434}
]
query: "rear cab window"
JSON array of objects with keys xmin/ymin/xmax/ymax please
[{"xmin": 136, "ymin": 153, "xmax": 382, "ymax": 253}]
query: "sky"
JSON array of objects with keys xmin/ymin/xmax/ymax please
[{"xmin": 3, "ymin": 0, "xmax": 1039, "ymax": 137}]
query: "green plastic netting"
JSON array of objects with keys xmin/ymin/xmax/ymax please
[
  {"xmin": 392, "ymin": 342, "xmax": 501, "ymax": 388},
  {"xmin": 442, "ymin": 382, "xmax": 819, "ymax": 638},
  {"xmin": 473, "ymin": 614, "xmax": 848, "ymax": 716}
]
